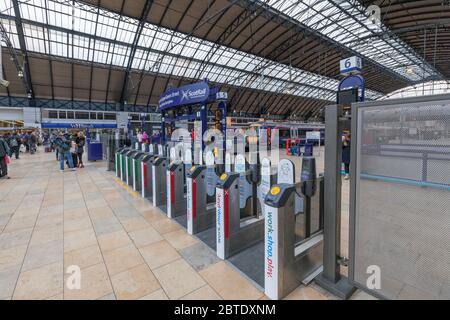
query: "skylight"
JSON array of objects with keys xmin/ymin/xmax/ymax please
[
  {"xmin": 1, "ymin": 0, "xmax": 383, "ymax": 102},
  {"xmin": 264, "ymin": 0, "xmax": 441, "ymax": 82},
  {"xmin": 380, "ymin": 81, "xmax": 450, "ymax": 100}
]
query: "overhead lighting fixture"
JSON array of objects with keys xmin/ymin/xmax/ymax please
[{"xmin": 405, "ymin": 66, "xmax": 414, "ymax": 75}]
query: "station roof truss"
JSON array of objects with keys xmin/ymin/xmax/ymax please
[{"xmin": 0, "ymin": 0, "xmax": 448, "ymax": 119}]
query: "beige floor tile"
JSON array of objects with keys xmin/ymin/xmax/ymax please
[
  {"xmin": 97, "ymin": 230, "xmax": 132, "ymax": 253},
  {"xmin": 22, "ymin": 239, "xmax": 63, "ymax": 272},
  {"xmin": 64, "ymin": 245, "xmax": 103, "ymax": 270},
  {"xmin": 88, "ymin": 206, "xmax": 115, "ymax": 220},
  {"xmin": 139, "ymin": 288, "xmax": 169, "ymax": 300},
  {"xmin": 46, "ymin": 293, "xmax": 64, "ymax": 300},
  {"xmin": 141, "ymin": 210, "xmax": 166, "ymax": 224},
  {"xmin": 13, "ymin": 261, "xmax": 63, "ymax": 300},
  {"xmin": 41, "ymin": 198, "xmax": 63, "ymax": 208},
  {"xmin": 111, "ymin": 264, "xmax": 161, "ymax": 300},
  {"xmin": 64, "ymin": 263, "xmax": 113, "ymax": 300},
  {"xmin": 102, "ymin": 244, "xmax": 145, "ymax": 276},
  {"xmin": 12, "ymin": 207, "xmax": 40, "ymax": 217},
  {"xmin": 283, "ymin": 285, "xmax": 330, "ymax": 300},
  {"xmin": 181, "ymin": 285, "xmax": 222, "ymax": 300},
  {"xmin": 151, "ymin": 218, "xmax": 182, "ymax": 234},
  {"xmin": 139, "ymin": 240, "xmax": 181, "ymax": 270},
  {"xmin": 64, "ymin": 193, "xmax": 84, "ymax": 201},
  {"xmin": 64, "ymin": 215, "xmax": 93, "ymax": 233},
  {"xmin": 3, "ymin": 215, "xmax": 38, "ymax": 233},
  {"xmin": 39, "ymin": 205, "xmax": 63, "ymax": 216},
  {"xmin": 163, "ymin": 229, "xmax": 198, "ymax": 250},
  {"xmin": 128, "ymin": 226, "xmax": 163, "ymax": 248},
  {"xmin": 64, "ymin": 228, "xmax": 97, "ymax": 253},
  {"xmin": 0, "ymin": 245, "xmax": 27, "ymax": 271},
  {"xmin": 0, "ymin": 266, "xmax": 21, "ymax": 300},
  {"xmin": 121, "ymin": 217, "xmax": 150, "ymax": 232},
  {"xmin": 97, "ymin": 293, "xmax": 116, "ymax": 300},
  {"xmin": 35, "ymin": 213, "xmax": 63, "ymax": 230},
  {"xmin": 29, "ymin": 225, "xmax": 63, "ymax": 247},
  {"xmin": 85, "ymin": 198, "xmax": 108, "ymax": 210},
  {"xmin": 153, "ymin": 259, "xmax": 206, "ymax": 300},
  {"xmin": 64, "ymin": 208, "xmax": 89, "ymax": 220},
  {"xmin": 199, "ymin": 261, "xmax": 263, "ymax": 300},
  {"xmin": 0, "ymin": 228, "xmax": 33, "ymax": 250}
]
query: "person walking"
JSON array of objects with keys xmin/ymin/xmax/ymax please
[
  {"xmin": 0, "ymin": 135, "xmax": 12, "ymax": 179},
  {"xmin": 54, "ymin": 133, "xmax": 75, "ymax": 172},
  {"xmin": 75, "ymin": 131, "xmax": 86, "ymax": 168},
  {"xmin": 9, "ymin": 132, "xmax": 20, "ymax": 159},
  {"xmin": 29, "ymin": 131, "xmax": 37, "ymax": 154}
]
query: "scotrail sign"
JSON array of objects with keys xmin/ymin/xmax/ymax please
[{"xmin": 159, "ymin": 81, "xmax": 210, "ymax": 110}]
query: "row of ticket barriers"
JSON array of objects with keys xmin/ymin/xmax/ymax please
[{"xmin": 115, "ymin": 142, "xmax": 324, "ymax": 300}]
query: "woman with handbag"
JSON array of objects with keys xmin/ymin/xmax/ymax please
[{"xmin": 75, "ymin": 131, "xmax": 86, "ymax": 168}]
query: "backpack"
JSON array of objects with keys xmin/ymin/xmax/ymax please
[{"xmin": 54, "ymin": 137, "xmax": 70, "ymax": 151}]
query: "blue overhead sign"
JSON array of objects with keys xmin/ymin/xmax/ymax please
[
  {"xmin": 41, "ymin": 123, "xmax": 117, "ymax": 129},
  {"xmin": 159, "ymin": 81, "xmax": 210, "ymax": 110}
]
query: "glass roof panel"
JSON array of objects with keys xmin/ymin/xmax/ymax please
[
  {"xmin": 380, "ymin": 81, "xmax": 450, "ymax": 100},
  {"xmin": 1, "ymin": 0, "xmax": 383, "ymax": 102},
  {"xmin": 264, "ymin": 0, "xmax": 440, "ymax": 82}
]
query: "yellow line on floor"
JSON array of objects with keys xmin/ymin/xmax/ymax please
[{"xmin": 113, "ymin": 176, "xmax": 140, "ymax": 198}]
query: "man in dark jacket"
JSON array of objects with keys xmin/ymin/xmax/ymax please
[
  {"xmin": 0, "ymin": 135, "xmax": 12, "ymax": 179},
  {"xmin": 9, "ymin": 132, "xmax": 20, "ymax": 159}
]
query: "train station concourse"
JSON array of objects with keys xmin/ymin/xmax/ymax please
[{"xmin": 0, "ymin": 0, "xmax": 449, "ymax": 310}]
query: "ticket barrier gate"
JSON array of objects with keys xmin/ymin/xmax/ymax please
[
  {"xmin": 140, "ymin": 153, "xmax": 154, "ymax": 199},
  {"xmin": 140, "ymin": 144, "xmax": 162, "ymax": 199},
  {"xmin": 132, "ymin": 151, "xmax": 146, "ymax": 192},
  {"xmin": 264, "ymin": 157, "xmax": 324, "ymax": 300},
  {"xmin": 115, "ymin": 147, "xmax": 129, "ymax": 179},
  {"xmin": 216, "ymin": 155, "xmax": 275, "ymax": 261},
  {"xmin": 152, "ymin": 156, "xmax": 168, "ymax": 212},
  {"xmin": 166, "ymin": 161, "xmax": 186, "ymax": 225},
  {"xmin": 186, "ymin": 152, "xmax": 221, "ymax": 237},
  {"xmin": 124, "ymin": 150, "xmax": 139, "ymax": 186},
  {"xmin": 117, "ymin": 148, "xmax": 131, "ymax": 182}
]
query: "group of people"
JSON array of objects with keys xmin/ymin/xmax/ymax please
[
  {"xmin": 50, "ymin": 131, "xmax": 86, "ymax": 172},
  {"xmin": 0, "ymin": 130, "xmax": 87, "ymax": 178},
  {"xmin": 0, "ymin": 130, "xmax": 40, "ymax": 179}
]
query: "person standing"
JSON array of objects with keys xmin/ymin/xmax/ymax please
[
  {"xmin": 137, "ymin": 130, "xmax": 143, "ymax": 143},
  {"xmin": 54, "ymin": 133, "xmax": 75, "ymax": 172},
  {"xmin": 75, "ymin": 131, "xmax": 85, "ymax": 168},
  {"xmin": 342, "ymin": 134, "xmax": 351, "ymax": 180},
  {"xmin": 0, "ymin": 135, "xmax": 12, "ymax": 179},
  {"xmin": 9, "ymin": 132, "xmax": 20, "ymax": 159}
]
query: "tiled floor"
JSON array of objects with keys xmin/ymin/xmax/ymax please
[{"xmin": 0, "ymin": 148, "xmax": 368, "ymax": 300}]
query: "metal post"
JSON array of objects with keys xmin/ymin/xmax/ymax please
[
  {"xmin": 200, "ymin": 104, "xmax": 207, "ymax": 151},
  {"xmin": 315, "ymin": 104, "xmax": 355, "ymax": 299},
  {"xmin": 161, "ymin": 111, "xmax": 166, "ymax": 145}
]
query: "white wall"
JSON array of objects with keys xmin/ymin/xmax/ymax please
[{"xmin": 0, "ymin": 107, "xmax": 23, "ymax": 121}]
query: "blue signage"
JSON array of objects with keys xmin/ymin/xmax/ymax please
[
  {"xmin": 41, "ymin": 123, "xmax": 117, "ymax": 129},
  {"xmin": 159, "ymin": 81, "xmax": 210, "ymax": 110}
]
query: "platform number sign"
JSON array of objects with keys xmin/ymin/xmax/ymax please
[{"xmin": 340, "ymin": 56, "xmax": 362, "ymax": 75}]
